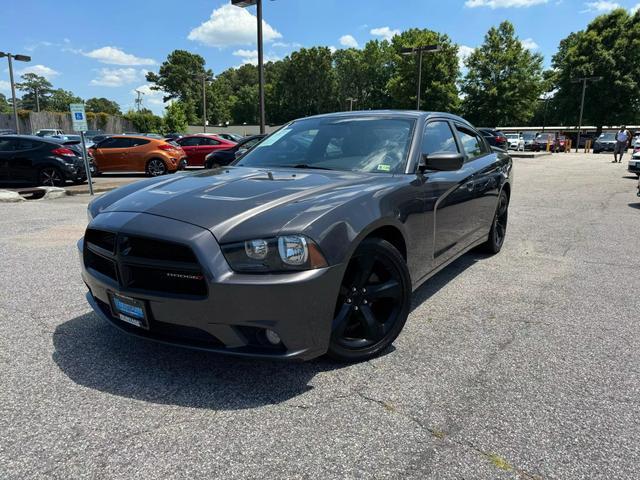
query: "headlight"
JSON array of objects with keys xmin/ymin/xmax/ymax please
[{"xmin": 221, "ymin": 235, "xmax": 327, "ymax": 273}]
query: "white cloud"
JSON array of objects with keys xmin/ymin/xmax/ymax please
[
  {"xmin": 0, "ymin": 80, "xmax": 10, "ymax": 92},
  {"xmin": 457, "ymin": 45, "xmax": 475, "ymax": 69},
  {"xmin": 631, "ymin": 2, "xmax": 640, "ymax": 13},
  {"xmin": 90, "ymin": 68, "xmax": 145, "ymax": 87},
  {"xmin": 232, "ymin": 49, "xmax": 280, "ymax": 66},
  {"xmin": 24, "ymin": 41, "xmax": 54, "ymax": 52},
  {"xmin": 188, "ymin": 4, "xmax": 282, "ymax": 47},
  {"xmin": 465, "ymin": 0, "xmax": 548, "ymax": 7},
  {"xmin": 521, "ymin": 38, "xmax": 539, "ymax": 50},
  {"xmin": 339, "ymin": 35, "xmax": 359, "ymax": 48},
  {"xmin": 370, "ymin": 26, "xmax": 400, "ymax": 41},
  {"xmin": 328, "ymin": 46, "xmax": 337, "ymax": 54},
  {"xmin": 16, "ymin": 64, "xmax": 60, "ymax": 80},
  {"xmin": 83, "ymin": 46, "xmax": 156, "ymax": 66},
  {"xmin": 582, "ymin": 1, "xmax": 620, "ymax": 11},
  {"xmin": 272, "ymin": 41, "xmax": 302, "ymax": 49}
]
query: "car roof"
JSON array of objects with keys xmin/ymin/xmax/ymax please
[
  {"xmin": 108, "ymin": 135, "xmax": 161, "ymax": 141},
  {"xmin": 301, "ymin": 110, "xmax": 474, "ymax": 127},
  {"xmin": 2, "ymin": 134, "xmax": 64, "ymax": 144}
]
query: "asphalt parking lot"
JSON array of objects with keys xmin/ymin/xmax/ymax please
[{"xmin": 1, "ymin": 152, "xmax": 639, "ymax": 479}]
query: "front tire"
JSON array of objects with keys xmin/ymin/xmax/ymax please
[
  {"xmin": 480, "ymin": 189, "xmax": 509, "ymax": 254},
  {"xmin": 146, "ymin": 158, "xmax": 167, "ymax": 177},
  {"xmin": 328, "ymin": 238, "xmax": 411, "ymax": 362}
]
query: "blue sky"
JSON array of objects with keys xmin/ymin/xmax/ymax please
[{"xmin": 1, "ymin": 0, "xmax": 638, "ymax": 114}]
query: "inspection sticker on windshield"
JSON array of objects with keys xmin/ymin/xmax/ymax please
[{"xmin": 377, "ymin": 164, "xmax": 391, "ymax": 172}]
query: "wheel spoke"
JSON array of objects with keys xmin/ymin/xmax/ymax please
[
  {"xmin": 367, "ymin": 279, "xmax": 401, "ymax": 301},
  {"xmin": 359, "ymin": 305, "xmax": 383, "ymax": 340},
  {"xmin": 332, "ymin": 302, "xmax": 353, "ymax": 337},
  {"xmin": 354, "ymin": 255, "xmax": 375, "ymax": 287}
]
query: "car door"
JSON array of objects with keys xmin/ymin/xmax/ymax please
[
  {"xmin": 194, "ymin": 137, "xmax": 222, "ymax": 166},
  {"xmin": 0, "ymin": 137, "xmax": 18, "ymax": 182},
  {"xmin": 9, "ymin": 138, "xmax": 42, "ymax": 182},
  {"xmin": 94, "ymin": 137, "xmax": 130, "ymax": 172},
  {"xmin": 176, "ymin": 137, "xmax": 201, "ymax": 166}
]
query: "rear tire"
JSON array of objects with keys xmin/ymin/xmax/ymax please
[
  {"xmin": 327, "ymin": 238, "xmax": 411, "ymax": 362},
  {"xmin": 480, "ymin": 189, "xmax": 509, "ymax": 254},
  {"xmin": 146, "ymin": 158, "xmax": 167, "ymax": 177}
]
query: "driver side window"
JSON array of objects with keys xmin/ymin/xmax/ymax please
[{"xmin": 422, "ymin": 121, "xmax": 459, "ymax": 156}]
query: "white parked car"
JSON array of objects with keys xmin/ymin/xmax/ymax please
[
  {"xmin": 505, "ymin": 133, "xmax": 525, "ymax": 151},
  {"xmin": 35, "ymin": 129, "xmax": 65, "ymax": 137}
]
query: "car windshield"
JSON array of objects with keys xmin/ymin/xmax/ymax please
[
  {"xmin": 237, "ymin": 116, "xmax": 415, "ymax": 174},
  {"xmin": 522, "ymin": 132, "xmax": 536, "ymax": 140},
  {"xmin": 599, "ymin": 133, "xmax": 616, "ymax": 141}
]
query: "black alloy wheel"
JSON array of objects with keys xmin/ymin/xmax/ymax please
[
  {"xmin": 328, "ymin": 238, "xmax": 411, "ymax": 362},
  {"xmin": 481, "ymin": 189, "xmax": 509, "ymax": 254},
  {"xmin": 38, "ymin": 167, "xmax": 65, "ymax": 187},
  {"xmin": 146, "ymin": 158, "xmax": 167, "ymax": 177}
]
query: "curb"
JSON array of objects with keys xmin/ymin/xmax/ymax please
[{"xmin": 0, "ymin": 190, "xmax": 26, "ymax": 203}]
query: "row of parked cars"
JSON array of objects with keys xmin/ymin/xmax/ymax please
[{"xmin": 0, "ymin": 129, "xmax": 266, "ymax": 187}]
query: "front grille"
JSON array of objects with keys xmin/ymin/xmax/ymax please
[{"xmin": 84, "ymin": 229, "xmax": 207, "ymax": 298}]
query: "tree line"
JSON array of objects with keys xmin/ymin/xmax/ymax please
[{"xmin": 2, "ymin": 8, "xmax": 638, "ymax": 133}]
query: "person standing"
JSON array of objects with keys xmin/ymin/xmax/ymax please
[{"xmin": 613, "ymin": 125, "xmax": 630, "ymax": 163}]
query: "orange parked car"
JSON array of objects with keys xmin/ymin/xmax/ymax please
[{"xmin": 89, "ymin": 136, "xmax": 187, "ymax": 176}]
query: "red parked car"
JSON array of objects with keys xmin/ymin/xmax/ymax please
[
  {"xmin": 533, "ymin": 133, "xmax": 567, "ymax": 152},
  {"xmin": 175, "ymin": 135, "xmax": 236, "ymax": 167}
]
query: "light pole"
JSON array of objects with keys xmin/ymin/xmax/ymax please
[
  {"xmin": 191, "ymin": 74, "xmax": 213, "ymax": 133},
  {"xmin": 400, "ymin": 44, "xmax": 440, "ymax": 111},
  {"xmin": 571, "ymin": 76, "xmax": 602, "ymax": 152},
  {"xmin": 0, "ymin": 51, "xmax": 31, "ymax": 134},
  {"xmin": 232, "ymin": 0, "xmax": 266, "ymax": 134},
  {"xmin": 346, "ymin": 98, "xmax": 357, "ymax": 111}
]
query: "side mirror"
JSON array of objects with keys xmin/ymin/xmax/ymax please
[{"xmin": 419, "ymin": 152, "xmax": 465, "ymax": 172}]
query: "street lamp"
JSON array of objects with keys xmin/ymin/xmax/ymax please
[
  {"xmin": 400, "ymin": 44, "xmax": 440, "ymax": 111},
  {"xmin": 571, "ymin": 76, "xmax": 602, "ymax": 152},
  {"xmin": 0, "ymin": 51, "xmax": 31, "ymax": 134},
  {"xmin": 191, "ymin": 73, "xmax": 213, "ymax": 133},
  {"xmin": 346, "ymin": 97, "xmax": 357, "ymax": 111},
  {"xmin": 232, "ymin": 0, "xmax": 266, "ymax": 134}
]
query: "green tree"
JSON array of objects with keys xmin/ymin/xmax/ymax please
[
  {"xmin": 86, "ymin": 97, "xmax": 121, "ymax": 115},
  {"xmin": 548, "ymin": 9, "xmax": 640, "ymax": 127},
  {"xmin": 461, "ymin": 21, "xmax": 544, "ymax": 126},
  {"xmin": 334, "ymin": 41, "xmax": 396, "ymax": 111},
  {"xmin": 273, "ymin": 47, "xmax": 337, "ymax": 121},
  {"xmin": 45, "ymin": 89, "xmax": 83, "ymax": 112},
  {"xmin": 164, "ymin": 101, "xmax": 188, "ymax": 133},
  {"xmin": 146, "ymin": 50, "xmax": 212, "ymax": 123},
  {"xmin": 0, "ymin": 93, "xmax": 11, "ymax": 114},
  {"xmin": 124, "ymin": 109, "xmax": 164, "ymax": 134},
  {"xmin": 388, "ymin": 29, "xmax": 461, "ymax": 112},
  {"xmin": 15, "ymin": 73, "xmax": 53, "ymax": 111}
]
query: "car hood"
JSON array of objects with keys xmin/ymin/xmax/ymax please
[{"xmin": 100, "ymin": 167, "xmax": 386, "ymax": 243}]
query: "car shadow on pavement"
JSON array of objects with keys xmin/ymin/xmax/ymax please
[
  {"xmin": 628, "ymin": 202, "xmax": 640, "ymax": 210},
  {"xmin": 52, "ymin": 251, "xmax": 484, "ymax": 410}
]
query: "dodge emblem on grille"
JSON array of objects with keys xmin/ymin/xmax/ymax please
[{"xmin": 165, "ymin": 272, "xmax": 204, "ymax": 281}]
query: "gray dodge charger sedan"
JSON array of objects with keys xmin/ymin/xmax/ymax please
[{"xmin": 79, "ymin": 111, "xmax": 513, "ymax": 362}]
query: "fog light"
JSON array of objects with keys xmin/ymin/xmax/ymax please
[{"xmin": 265, "ymin": 329, "xmax": 281, "ymax": 345}]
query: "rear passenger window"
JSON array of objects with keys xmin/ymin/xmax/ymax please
[
  {"xmin": 422, "ymin": 121, "xmax": 458, "ymax": 156},
  {"xmin": 178, "ymin": 137, "xmax": 202, "ymax": 147},
  {"xmin": 130, "ymin": 139, "xmax": 150, "ymax": 147},
  {"xmin": 201, "ymin": 138, "xmax": 220, "ymax": 146},
  {"xmin": 108, "ymin": 138, "xmax": 133, "ymax": 148},
  {"xmin": 17, "ymin": 139, "xmax": 38, "ymax": 150},
  {"xmin": 0, "ymin": 138, "xmax": 18, "ymax": 151},
  {"xmin": 456, "ymin": 127, "xmax": 487, "ymax": 161}
]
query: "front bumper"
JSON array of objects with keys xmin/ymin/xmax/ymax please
[
  {"xmin": 79, "ymin": 211, "xmax": 344, "ymax": 361},
  {"xmin": 628, "ymin": 159, "xmax": 640, "ymax": 174}
]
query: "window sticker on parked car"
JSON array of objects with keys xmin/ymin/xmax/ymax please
[{"xmin": 376, "ymin": 164, "xmax": 391, "ymax": 172}]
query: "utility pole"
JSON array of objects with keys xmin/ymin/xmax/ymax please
[
  {"xmin": 232, "ymin": 0, "xmax": 267, "ymax": 134},
  {"xmin": 35, "ymin": 85, "xmax": 40, "ymax": 112},
  {"xmin": 0, "ymin": 51, "xmax": 31, "ymax": 134},
  {"xmin": 400, "ymin": 44, "xmax": 441, "ymax": 111},
  {"xmin": 346, "ymin": 98, "xmax": 357, "ymax": 111},
  {"xmin": 202, "ymin": 75, "xmax": 207, "ymax": 133},
  {"xmin": 135, "ymin": 89, "xmax": 144, "ymax": 112},
  {"xmin": 571, "ymin": 76, "xmax": 602, "ymax": 152}
]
